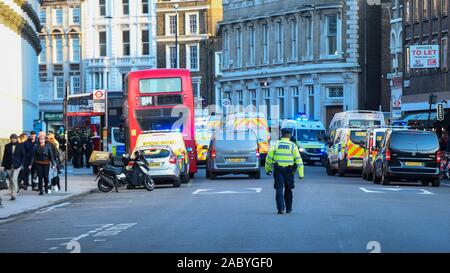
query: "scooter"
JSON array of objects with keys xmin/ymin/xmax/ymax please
[{"xmin": 96, "ymin": 151, "xmax": 155, "ymax": 193}]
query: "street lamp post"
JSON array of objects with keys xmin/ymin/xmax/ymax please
[{"xmin": 174, "ymin": 4, "xmax": 179, "ymax": 68}]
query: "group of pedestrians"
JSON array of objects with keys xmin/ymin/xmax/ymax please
[{"xmin": 0, "ymin": 131, "xmax": 64, "ymax": 207}]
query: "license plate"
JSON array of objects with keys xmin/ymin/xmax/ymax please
[
  {"xmin": 405, "ymin": 161, "xmax": 423, "ymax": 167},
  {"xmin": 310, "ymin": 157, "xmax": 320, "ymax": 161},
  {"xmin": 149, "ymin": 162, "xmax": 161, "ymax": 167},
  {"xmin": 227, "ymin": 158, "xmax": 245, "ymax": 163}
]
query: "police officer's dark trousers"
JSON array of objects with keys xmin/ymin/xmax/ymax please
[{"xmin": 273, "ymin": 164, "xmax": 295, "ymax": 212}]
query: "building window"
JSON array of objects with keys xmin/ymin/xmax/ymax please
[
  {"xmin": 432, "ymin": 0, "xmax": 438, "ymax": 18},
  {"xmin": 262, "ymin": 24, "xmax": 269, "ymax": 64},
  {"xmin": 236, "ymin": 28, "xmax": 242, "ymax": 66},
  {"xmin": 305, "ymin": 17, "xmax": 313, "ymax": 58},
  {"xmin": 406, "ymin": 0, "xmax": 411, "ymax": 22},
  {"xmin": 187, "ymin": 44, "xmax": 199, "ymax": 70},
  {"xmin": 263, "ymin": 88, "xmax": 271, "ymax": 120},
  {"xmin": 306, "ymin": 85, "xmax": 314, "ymax": 119},
  {"xmin": 327, "ymin": 86, "xmax": 344, "ymax": 98},
  {"xmin": 54, "ymin": 37, "xmax": 63, "ymax": 63},
  {"xmin": 71, "ymin": 75, "xmax": 81, "ymax": 94},
  {"xmin": 406, "ymin": 46, "xmax": 411, "ymax": 75},
  {"xmin": 276, "ymin": 21, "xmax": 283, "ymax": 62},
  {"xmin": 99, "ymin": 31, "xmax": 107, "ymax": 57},
  {"xmin": 443, "ymin": 0, "xmax": 449, "ymax": 15},
  {"xmin": 292, "ymin": 86, "xmax": 300, "ymax": 116},
  {"xmin": 123, "ymin": 0, "xmax": 129, "ymax": 15},
  {"xmin": 423, "ymin": 0, "xmax": 429, "ymax": 19},
  {"xmin": 39, "ymin": 39, "xmax": 46, "ymax": 64},
  {"xmin": 142, "ymin": 30, "xmax": 149, "ymax": 55},
  {"xmin": 186, "ymin": 13, "xmax": 198, "ymax": 35},
  {"xmin": 414, "ymin": 0, "xmax": 419, "ymax": 21},
  {"xmin": 291, "ymin": 20, "xmax": 298, "ymax": 60},
  {"xmin": 71, "ymin": 37, "xmax": 80, "ymax": 62},
  {"xmin": 237, "ymin": 90, "xmax": 243, "ymax": 106},
  {"xmin": 249, "ymin": 26, "xmax": 255, "ymax": 65},
  {"xmin": 168, "ymin": 15, "xmax": 177, "ymax": 35},
  {"xmin": 142, "ymin": 0, "xmax": 149, "ymax": 14},
  {"xmin": 123, "ymin": 30, "xmax": 130, "ymax": 56},
  {"xmin": 55, "ymin": 8, "xmax": 63, "ymax": 25},
  {"xmin": 93, "ymin": 72, "xmax": 104, "ymax": 90},
  {"xmin": 215, "ymin": 52, "xmax": 222, "ymax": 76},
  {"xmin": 72, "ymin": 7, "xmax": 80, "ymax": 24},
  {"xmin": 99, "ymin": 0, "xmax": 106, "ymax": 16},
  {"xmin": 277, "ymin": 87, "xmax": 285, "ymax": 119},
  {"xmin": 250, "ymin": 89, "xmax": 257, "ymax": 107},
  {"xmin": 325, "ymin": 14, "xmax": 338, "ymax": 56},
  {"xmin": 167, "ymin": 45, "xmax": 178, "ymax": 68},
  {"xmin": 54, "ymin": 76, "xmax": 64, "ymax": 99},
  {"xmin": 442, "ymin": 36, "xmax": 448, "ymax": 69},
  {"xmin": 40, "ymin": 9, "xmax": 46, "ymax": 25},
  {"xmin": 224, "ymin": 30, "xmax": 229, "ymax": 66}
]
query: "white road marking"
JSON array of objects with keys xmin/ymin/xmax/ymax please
[
  {"xmin": 37, "ymin": 202, "xmax": 71, "ymax": 214},
  {"xmin": 74, "ymin": 224, "xmax": 113, "ymax": 227},
  {"xmin": 360, "ymin": 187, "xmax": 435, "ymax": 195},
  {"xmin": 48, "ymin": 247, "xmax": 58, "ymax": 250},
  {"xmin": 46, "ymin": 237, "xmax": 75, "ymax": 241},
  {"xmin": 94, "ymin": 239, "xmax": 107, "ymax": 242},
  {"xmin": 192, "ymin": 188, "xmax": 262, "ymax": 195},
  {"xmin": 93, "ymin": 223, "xmax": 137, "ymax": 237}
]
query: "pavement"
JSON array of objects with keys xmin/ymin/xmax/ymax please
[
  {"xmin": 0, "ymin": 166, "xmax": 97, "ymax": 220},
  {"xmin": 1, "ymin": 165, "xmax": 450, "ymax": 253}
]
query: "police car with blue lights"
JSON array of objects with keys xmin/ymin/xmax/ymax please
[{"xmin": 281, "ymin": 115, "xmax": 327, "ymax": 165}]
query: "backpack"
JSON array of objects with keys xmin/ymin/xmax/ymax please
[{"xmin": 0, "ymin": 170, "xmax": 8, "ymax": 190}]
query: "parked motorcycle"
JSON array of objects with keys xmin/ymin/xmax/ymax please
[
  {"xmin": 96, "ymin": 151, "xmax": 155, "ymax": 192},
  {"xmin": 439, "ymin": 152, "xmax": 450, "ymax": 180}
]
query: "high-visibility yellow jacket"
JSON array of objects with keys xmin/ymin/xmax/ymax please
[{"xmin": 265, "ymin": 138, "xmax": 304, "ymax": 178}]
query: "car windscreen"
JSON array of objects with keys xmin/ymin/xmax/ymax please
[
  {"xmin": 390, "ymin": 131, "xmax": 438, "ymax": 152},
  {"xmin": 296, "ymin": 129, "xmax": 325, "ymax": 142},
  {"xmin": 348, "ymin": 120, "xmax": 381, "ymax": 127},
  {"xmin": 350, "ymin": 130, "xmax": 367, "ymax": 144},
  {"xmin": 214, "ymin": 131, "xmax": 257, "ymax": 148},
  {"xmin": 142, "ymin": 149, "xmax": 171, "ymax": 159}
]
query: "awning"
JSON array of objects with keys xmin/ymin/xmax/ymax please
[{"xmin": 403, "ymin": 112, "xmax": 437, "ymax": 122}]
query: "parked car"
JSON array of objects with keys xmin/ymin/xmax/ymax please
[
  {"xmin": 140, "ymin": 145, "xmax": 187, "ymax": 188},
  {"xmin": 206, "ymin": 129, "xmax": 261, "ymax": 179},
  {"xmin": 372, "ymin": 129, "xmax": 441, "ymax": 187},
  {"xmin": 326, "ymin": 127, "xmax": 367, "ymax": 177}
]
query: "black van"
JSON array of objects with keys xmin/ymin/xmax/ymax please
[{"xmin": 372, "ymin": 129, "xmax": 441, "ymax": 187}]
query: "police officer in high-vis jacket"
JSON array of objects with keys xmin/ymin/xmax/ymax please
[{"xmin": 265, "ymin": 127, "xmax": 304, "ymax": 214}]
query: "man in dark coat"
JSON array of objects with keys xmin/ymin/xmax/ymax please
[
  {"xmin": 1, "ymin": 134, "xmax": 26, "ymax": 200},
  {"xmin": 22, "ymin": 131, "xmax": 37, "ymax": 190}
]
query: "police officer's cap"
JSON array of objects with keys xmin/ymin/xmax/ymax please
[{"xmin": 280, "ymin": 127, "xmax": 293, "ymax": 134}]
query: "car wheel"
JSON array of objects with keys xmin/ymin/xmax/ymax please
[
  {"xmin": 431, "ymin": 178, "xmax": 441, "ymax": 187},
  {"xmin": 373, "ymin": 168, "xmax": 381, "ymax": 184},
  {"xmin": 173, "ymin": 178, "xmax": 181, "ymax": 188},
  {"xmin": 143, "ymin": 177, "xmax": 155, "ymax": 191},
  {"xmin": 421, "ymin": 180, "xmax": 430, "ymax": 186},
  {"xmin": 337, "ymin": 160, "xmax": 345, "ymax": 177},
  {"xmin": 251, "ymin": 170, "xmax": 261, "ymax": 179},
  {"xmin": 210, "ymin": 171, "xmax": 217, "ymax": 180},
  {"xmin": 326, "ymin": 160, "xmax": 335, "ymax": 176},
  {"xmin": 381, "ymin": 169, "xmax": 390, "ymax": 185}
]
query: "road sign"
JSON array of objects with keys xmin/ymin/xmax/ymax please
[
  {"xmin": 91, "ymin": 116, "xmax": 101, "ymax": 124},
  {"xmin": 222, "ymin": 98, "xmax": 231, "ymax": 107},
  {"xmin": 437, "ymin": 103, "xmax": 445, "ymax": 121},
  {"xmin": 93, "ymin": 102, "xmax": 105, "ymax": 113},
  {"xmin": 93, "ymin": 90, "xmax": 105, "ymax": 101},
  {"xmin": 393, "ymin": 99, "xmax": 401, "ymax": 108}
]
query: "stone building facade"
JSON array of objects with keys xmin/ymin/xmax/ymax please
[{"xmin": 216, "ymin": 0, "xmax": 383, "ymax": 127}]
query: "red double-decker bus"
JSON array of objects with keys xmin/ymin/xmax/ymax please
[{"xmin": 123, "ymin": 69, "xmax": 197, "ymax": 176}]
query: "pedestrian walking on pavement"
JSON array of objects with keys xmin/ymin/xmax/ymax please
[
  {"xmin": 17, "ymin": 133, "xmax": 28, "ymax": 190},
  {"xmin": 47, "ymin": 132, "xmax": 61, "ymax": 192},
  {"xmin": 265, "ymin": 127, "xmax": 304, "ymax": 214},
  {"xmin": 30, "ymin": 132, "xmax": 56, "ymax": 196},
  {"xmin": 1, "ymin": 134, "xmax": 26, "ymax": 201},
  {"xmin": 23, "ymin": 131, "xmax": 38, "ymax": 190}
]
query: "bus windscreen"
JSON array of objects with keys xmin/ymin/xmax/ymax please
[{"xmin": 139, "ymin": 78, "xmax": 182, "ymax": 93}]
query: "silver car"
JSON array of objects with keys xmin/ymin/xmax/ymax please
[
  {"xmin": 206, "ymin": 130, "xmax": 261, "ymax": 179},
  {"xmin": 140, "ymin": 146, "xmax": 189, "ymax": 188}
]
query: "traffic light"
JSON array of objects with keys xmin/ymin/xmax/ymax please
[{"xmin": 437, "ymin": 103, "xmax": 445, "ymax": 121}]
